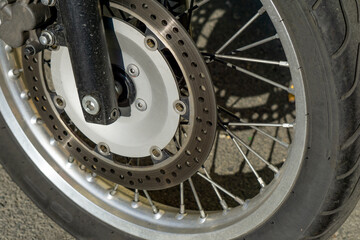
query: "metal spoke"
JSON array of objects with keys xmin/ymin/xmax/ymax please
[
  {"xmin": 201, "ymin": 166, "xmax": 229, "ymax": 210},
  {"xmin": 229, "ymin": 34, "xmax": 279, "ymax": 54},
  {"xmin": 231, "ymin": 138, "xmax": 266, "ymax": 188},
  {"xmin": 197, "ymin": 172, "xmax": 244, "ymax": 205},
  {"xmin": 214, "ymin": 54, "xmax": 289, "ymax": 67},
  {"xmin": 216, "ymin": 7, "xmax": 266, "ymax": 54},
  {"xmin": 110, "ymin": 184, "xmax": 119, "ymax": 196},
  {"xmin": 188, "ymin": 178, "xmax": 206, "ymax": 219},
  {"xmin": 134, "ymin": 189, "xmax": 139, "ymax": 203},
  {"xmin": 216, "ymin": 59, "xmax": 293, "ymax": 93},
  {"xmin": 218, "ymin": 106, "xmax": 289, "ymax": 148},
  {"xmin": 143, "ymin": 190, "xmax": 159, "ymax": 214},
  {"xmin": 179, "ymin": 182, "xmax": 186, "ymax": 215},
  {"xmin": 176, "ymin": 0, "xmax": 211, "ymax": 19},
  {"xmin": 229, "ymin": 122, "xmax": 295, "ymax": 128},
  {"xmin": 220, "ymin": 124, "xmax": 279, "ymax": 174}
]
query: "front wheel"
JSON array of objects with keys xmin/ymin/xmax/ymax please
[{"xmin": 0, "ymin": 0, "xmax": 359, "ymax": 239}]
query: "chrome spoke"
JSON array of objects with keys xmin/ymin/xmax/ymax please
[
  {"xmin": 199, "ymin": 168, "xmax": 243, "ymax": 205},
  {"xmin": 229, "ymin": 122, "xmax": 295, "ymax": 128},
  {"xmin": 219, "ymin": 123, "xmax": 279, "ymax": 174},
  {"xmin": 229, "ymin": 34, "xmax": 279, "ymax": 53},
  {"xmin": 179, "ymin": 182, "xmax": 186, "ymax": 215},
  {"xmin": 201, "ymin": 166, "xmax": 229, "ymax": 210},
  {"xmin": 134, "ymin": 189, "xmax": 140, "ymax": 203},
  {"xmin": 188, "ymin": 178, "xmax": 206, "ymax": 219},
  {"xmin": 218, "ymin": 106, "xmax": 289, "ymax": 148},
  {"xmin": 231, "ymin": 138, "xmax": 266, "ymax": 188},
  {"xmin": 214, "ymin": 54, "xmax": 289, "ymax": 67},
  {"xmin": 216, "ymin": 7, "xmax": 266, "ymax": 54},
  {"xmin": 216, "ymin": 59, "xmax": 293, "ymax": 93},
  {"xmin": 110, "ymin": 184, "xmax": 119, "ymax": 196},
  {"xmin": 143, "ymin": 190, "xmax": 159, "ymax": 214},
  {"xmin": 176, "ymin": 0, "xmax": 211, "ymax": 19}
]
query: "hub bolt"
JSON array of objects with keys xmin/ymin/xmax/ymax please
[
  {"xmin": 144, "ymin": 36, "xmax": 158, "ymax": 51},
  {"xmin": 53, "ymin": 95, "xmax": 66, "ymax": 110},
  {"xmin": 150, "ymin": 146, "xmax": 163, "ymax": 161},
  {"xmin": 173, "ymin": 100, "xmax": 187, "ymax": 115},
  {"xmin": 97, "ymin": 142, "xmax": 110, "ymax": 156},
  {"xmin": 135, "ymin": 98, "xmax": 147, "ymax": 111},
  {"xmin": 82, "ymin": 95, "xmax": 100, "ymax": 115},
  {"xmin": 127, "ymin": 64, "xmax": 140, "ymax": 77}
]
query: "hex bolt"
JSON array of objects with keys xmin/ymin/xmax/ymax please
[
  {"xmin": 53, "ymin": 95, "xmax": 66, "ymax": 110},
  {"xmin": 144, "ymin": 36, "xmax": 158, "ymax": 51},
  {"xmin": 82, "ymin": 95, "xmax": 100, "ymax": 115},
  {"xmin": 41, "ymin": 0, "xmax": 56, "ymax": 6},
  {"xmin": 127, "ymin": 64, "xmax": 140, "ymax": 77},
  {"xmin": 173, "ymin": 100, "xmax": 187, "ymax": 115},
  {"xmin": 39, "ymin": 31, "xmax": 55, "ymax": 46},
  {"xmin": 135, "ymin": 99, "xmax": 147, "ymax": 111},
  {"xmin": 150, "ymin": 146, "xmax": 163, "ymax": 161},
  {"xmin": 24, "ymin": 46, "xmax": 35, "ymax": 56},
  {"xmin": 97, "ymin": 142, "xmax": 110, "ymax": 156}
]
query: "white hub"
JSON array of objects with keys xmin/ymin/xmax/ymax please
[{"xmin": 51, "ymin": 19, "xmax": 180, "ymax": 158}]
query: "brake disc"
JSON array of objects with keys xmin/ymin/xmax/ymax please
[{"xmin": 22, "ymin": 0, "xmax": 217, "ymax": 190}]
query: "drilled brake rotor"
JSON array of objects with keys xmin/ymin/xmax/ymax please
[{"xmin": 22, "ymin": 0, "xmax": 217, "ymax": 190}]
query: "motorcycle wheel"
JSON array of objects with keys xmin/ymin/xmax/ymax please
[{"xmin": 0, "ymin": 0, "xmax": 359, "ymax": 239}]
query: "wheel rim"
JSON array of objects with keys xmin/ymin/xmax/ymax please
[{"xmin": 0, "ymin": 0, "xmax": 307, "ymax": 239}]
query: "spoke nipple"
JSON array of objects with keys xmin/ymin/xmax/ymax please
[
  {"xmin": 152, "ymin": 205, "xmax": 159, "ymax": 215},
  {"xmin": 258, "ymin": 177, "xmax": 266, "ymax": 188},
  {"xmin": 131, "ymin": 201, "xmax": 141, "ymax": 208},
  {"xmin": 80, "ymin": 164, "xmax": 86, "ymax": 170},
  {"xmin": 5, "ymin": 45, "xmax": 12, "ymax": 53},
  {"xmin": 31, "ymin": 116, "xmax": 43, "ymax": 125},
  {"xmin": 68, "ymin": 156, "xmax": 75, "ymax": 163},
  {"xmin": 269, "ymin": 165, "xmax": 279, "ymax": 174},
  {"xmin": 283, "ymin": 123, "xmax": 294, "ymax": 128},
  {"xmin": 242, "ymin": 200, "xmax": 250, "ymax": 210},
  {"xmin": 8, "ymin": 68, "xmax": 21, "ymax": 79},
  {"xmin": 220, "ymin": 199, "xmax": 229, "ymax": 211},
  {"xmin": 49, "ymin": 137, "xmax": 57, "ymax": 146},
  {"xmin": 20, "ymin": 90, "xmax": 30, "ymax": 100},
  {"xmin": 235, "ymin": 197, "xmax": 245, "ymax": 205}
]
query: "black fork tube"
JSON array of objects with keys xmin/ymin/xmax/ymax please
[{"xmin": 58, "ymin": 0, "xmax": 119, "ymax": 125}]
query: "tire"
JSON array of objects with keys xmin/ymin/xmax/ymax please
[{"xmin": 0, "ymin": 0, "xmax": 360, "ymax": 239}]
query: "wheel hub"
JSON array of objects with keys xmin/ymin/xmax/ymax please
[{"xmin": 51, "ymin": 19, "xmax": 180, "ymax": 158}]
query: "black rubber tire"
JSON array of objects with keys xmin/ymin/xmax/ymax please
[{"xmin": 1, "ymin": 0, "xmax": 360, "ymax": 239}]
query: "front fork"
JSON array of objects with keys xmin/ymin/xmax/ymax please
[{"xmin": 0, "ymin": 0, "xmax": 189, "ymax": 125}]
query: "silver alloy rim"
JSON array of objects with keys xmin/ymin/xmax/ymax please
[{"xmin": 0, "ymin": 0, "xmax": 307, "ymax": 239}]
